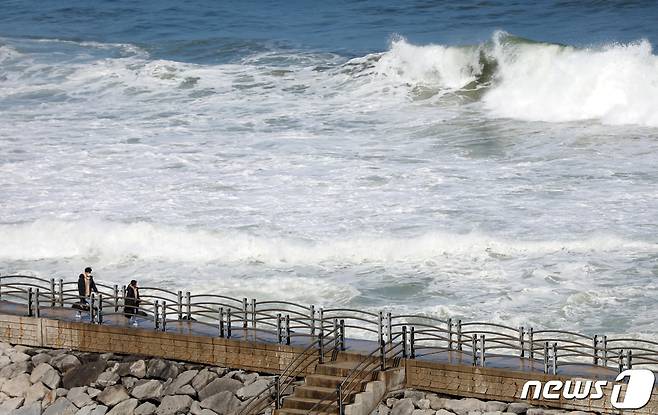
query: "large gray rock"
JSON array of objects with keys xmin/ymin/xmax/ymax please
[
  {"xmin": 199, "ymin": 391, "xmax": 240, "ymax": 415},
  {"xmin": 50, "ymin": 355, "xmax": 81, "ymax": 373},
  {"xmin": 106, "ymin": 399, "xmax": 139, "ymax": 415},
  {"xmin": 146, "ymin": 359, "xmax": 178, "ymax": 380},
  {"xmin": 507, "ymin": 402, "xmax": 531, "ymax": 414},
  {"xmin": 31, "ymin": 353, "xmax": 51, "ymax": 367},
  {"xmin": 94, "ymin": 371, "xmax": 120, "ymax": 388},
  {"xmin": 235, "ymin": 372, "xmax": 258, "ymax": 385},
  {"xmin": 131, "ymin": 379, "xmax": 164, "ymax": 401},
  {"xmin": 97, "ymin": 385, "xmax": 130, "ymax": 407},
  {"xmin": 403, "ymin": 390, "xmax": 425, "ymax": 401},
  {"xmin": 2, "ymin": 373, "xmax": 31, "ymax": 397},
  {"xmin": 236, "ymin": 379, "xmax": 270, "ymax": 400},
  {"xmin": 485, "ymin": 401, "xmax": 509, "ymax": 412},
  {"xmin": 1, "ymin": 397, "xmax": 24, "ymax": 412},
  {"xmin": 63, "ymin": 360, "xmax": 106, "ymax": 389},
  {"xmin": 164, "ymin": 370, "xmax": 198, "ymax": 395},
  {"xmin": 198, "ymin": 378, "xmax": 242, "ymax": 400},
  {"xmin": 191, "ymin": 369, "xmax": 217, "ymax": 392},
  {"xmin": 0, "ymin": 355, "xmax": 11, "ymax": 368},
  {"xmin": 156, "ymin": 395, "xmax": 193, "ymax": 415},
  {"xmin": 0, "ymin": 361, "xmax": 32, "ymax": 379},
  {"xmin": 9, "ymin": 351, "xmax": 31, "ymax": 363},
  {"xmin": 77, "ymin": 405, "xmax": 108, "ymax": 415},
  {"xmin": 68, "ymin": 387, "xmax": 95, "ymax": 408},
  {"xmin": 129, "ymin": 360, "xmax": 147, "ymax": 378},
  {"xmin": 31, "ymin": 363, "xmax": 61, "ymax": 389},
  {"xmin": 390, "ymin": 399, "xmax": 414, "ymax": 415},
  {"xmin": 444, "ymin": 398, "xmax": 487, "ymax": 415},
  {"xmin": 414, "ymin": 399, "xmax": 430, "ymax": 410},
  {"xmin": 9, "ymin": 402, "xmax": 41, "ymax": 415},
  {"xmin": 176, "ymin": 384, "xmax": 196, "ymax": 396},
  {"xmin": 135, "ymin": 402, "xmax": 157, "ymax": 415},
  {"xmin": 428, "ymin": 395, "xmax": 446, "ymax": 410},
  {"xmin": 24, "ymin": 382, "xmax": 49, "ymax": 404},
  {"xmin": 43, "ymin": 397, "xmax": 77, "ymax": 415}
]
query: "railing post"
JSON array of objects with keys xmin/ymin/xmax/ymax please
[
  {"xmin": 242, "ymin": 298, "xmax": 248, "ymax": 329},
  {"xmin": 529, "ymin": 327, "xmax": 534, "ymax": 360},
  {"xmin": 35, "ymin": 288, "xmax": 40, "ymax": 318},
  {"xmin": 552, "ymin": 343, "xmax": 558, "ymax": 375},
  {"xmin": 98, "ymin": 294, "xmax": 103, "ymax": 324},
  {"xmin": 410, "ymin": 326, "xmax": 415, "ymax": 359},
  {"xmin": 251, "ymin": 298, "xmax": 256, "ymax": 328},
  {"xmin": 387, "ymin": 312, "xmax": 392, "ymax": 344},
  {"xmin": 58, "ymin": 279, "xmax": 64, "ymax": 307},
  {"xmin": 319, "ymin": 307, "xmax": 324, "ymax": 334},
  {"xmin": 480, "ymin": 334, "xmax": 486, "ymax": 367},
  {"xmin": 627, "ymin": 350, "xmax": 633, "ymax": 369},
  {"xmin": 471, "ymin": 334, "xmax": 477, "ymax": 366},
  {"xmin": 618, "ymin": 349, "xmax": 625, "ymax": 373},
  {"xmin": 543, "ymin": 342, "xmax": 549, "ymax": 374},
  {"xmin": 50, "ymin": 278, "xmax": 55, "ymax": 307},
  {"xmin": 319, "ymin": 329, "xmax": 324, "ymax": 364},
  {"xmin": 310, "ymin": 305, "xmax": 315, "ymax": 338},
  {"xmin": 337, "ymin": 384, "xmax": 344, "ymax": 415},
  {"xmin": 277, "ymin": 313, "xmax": 282, "ymax": 344},
  {"xmin": 380, "ymin": 338, "xmax": 385, "ymax": 370},
  {"xmin": 334, "ymin": 318, "xmax": 339, "ymax": 350},
  {"xmin": 402, "ymin": 326, "xmax": 408, "ymax": 358},
  {"xmin": 285, "ymin": 315, "xmax": 291, "ymax": 345},
  {"xmin": 519, "ymin": 326, "xmax": 525, "ymax": 358},
  {"xmin": 378, "ymin": 311, "xmax": 383, "ymax": 344},
  {"xmin": 186, "ymin": 291, "xmax": 191, "ymax": 320},
  {"xmin": 593, "ymin": 335, "xmax": 599, "ymax": 365},
  {"xmin": 447, "ymin": 318, "xmax": 453, "ymax": 350},
  {"xmin": 219, "ymin": 307, "xmax": 224, "ymax": 338},
  {"xmin": 90, "ymin": 293, "xmax": 95, "ymax": 323},
  {"xmin": 113, "ymin": 284, "xmax": 119, "ymax": 312},
  {"xmin": 227, "ymin": 309, "xmax": 232, "ymax": 338},
  {"xmin": 457, "ymin": 320, "xmax": 462, "ymax": 351},
  {"xmin": 161, "ymin": 301, "xmax": 167, "ymax": 332},
  {"xmin": 154, "ymin": 300, "xmax": 160, "ymax": 330},
  {"xmin": 274, "ymin": 375, "xmax": 281, "ymax": 409},
  {"xmin": 602, "ymin": 335, "xmax": 608, "ymax": 366},
  {"xmin": 178, "ymin": 291, "xmax": 183, "ymax": 320},
  {"xmin": 339, "ymin": 319, "xmax": 345, "ymax": 351}
]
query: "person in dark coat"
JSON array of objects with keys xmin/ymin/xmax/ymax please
[
  {"xmin": 76, "ymin": 266, "xmax": 98, "ymax": 309},
  {"xmin": 124, "ymin": 279, "xmax": 141, "ymax": 317}
]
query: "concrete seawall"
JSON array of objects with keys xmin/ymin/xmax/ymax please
[{"xmin": 1, "ymin": 312, "xmax": 656, "ymax": 414}]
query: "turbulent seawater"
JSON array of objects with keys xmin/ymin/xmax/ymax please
[{"xmin": 1, "ymin": 1, "xmax": 658, "ymax": 338}]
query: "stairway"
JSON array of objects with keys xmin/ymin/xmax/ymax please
[{"xmin": 276, "ymin": 359, "xmax": 370, "ymax": 415}]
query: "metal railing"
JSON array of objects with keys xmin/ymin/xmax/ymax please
[
  {"xmin": 1, "ymin": 274, "xmax": 656, "ymax": 377},
  {"xmin": 238, "ymin": 324, "xmax": 343, "ymax": 415}
]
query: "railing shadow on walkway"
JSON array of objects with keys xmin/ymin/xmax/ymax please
[{"xmin": 2, "ymin": 274, "xmax": 657, "ymax": 383}]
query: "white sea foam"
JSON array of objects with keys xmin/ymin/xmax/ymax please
[{"xmin": 0, "ymin": 219, "xmax": 655, "ymax": 264}]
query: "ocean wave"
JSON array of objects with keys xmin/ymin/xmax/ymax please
[
  {"xmin": 0, "ymin": 219, "xmax": 655, "ymax": 265},
  {"xmin": 3, "ymin": 33, "xmax": 658, "ymax": 127},
  {"xmin": 352, "ymin": 31, "xmax": 658, "ymax": 126}
]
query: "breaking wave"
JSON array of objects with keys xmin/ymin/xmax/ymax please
[{"xmin": 0, "ymin": 219, "xmax": 655, "ymax": 265}]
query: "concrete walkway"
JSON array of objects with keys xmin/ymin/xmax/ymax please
[{"xmin": 0, "ymin": 300, "xmax": 621, "ymax": 382}]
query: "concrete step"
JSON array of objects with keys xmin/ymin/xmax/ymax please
[
  {"xmin": 315, "ymin": 359, "xmax": 371, "ymax": 377},
  {"xmin": 282, "ymin": 396, "xmax": 339, "ymax": 411},
  {"xmin": 293, "ymin": 385, "xmax": 338, "ymax": 400},
  {"xmin": 304, "ymin": 374, "xmax": 345, "ymax": 388}
]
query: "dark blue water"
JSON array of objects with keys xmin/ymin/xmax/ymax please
[{"xmin": 2, "ymin": 0, "xmax": 658, "ymax": 62}]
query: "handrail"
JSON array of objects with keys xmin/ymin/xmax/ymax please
[
  {"xmin": 238, "ymin": 325, "xmax": 342, "ymax": 415},
  {"xmin": 2, "ymin": 276, "xmax": 658, "ymax": 375}
]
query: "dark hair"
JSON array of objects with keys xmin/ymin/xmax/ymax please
[
  {"xmin": 130, "ymin": 280, "xmax": 137, "ymax": 286},
  {"xmin": 84, "ymin": 267, "xmax": 92, "ymax": 273}
]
